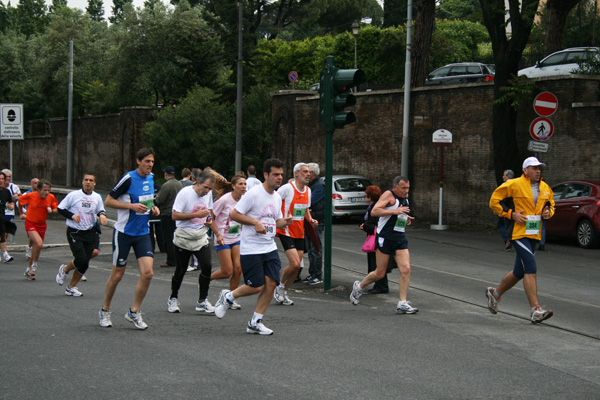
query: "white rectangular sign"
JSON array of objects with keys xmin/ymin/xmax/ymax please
[
  {"xmin": 527, "ymin": 140, "xmax": 549, "ymax": 153},
  {"xmin": 0, "ymin": 103, "xmax": 24, "ymax": 140}
]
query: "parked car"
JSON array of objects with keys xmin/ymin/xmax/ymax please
[
  {"xmin": 518, "ymin": 47, "xmax": 600, "ymax": 78},
  {"xmin": 424, "ymin": 62, "xmax": 495, "ymax": 86},
  {"xmin": 321, "ymin": 175, "xmax": 372, "ymax": 218},
  {"xmin": 545, "ymin": 179, "xmax": 600, "ymax": 248}
]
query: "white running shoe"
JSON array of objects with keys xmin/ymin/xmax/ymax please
[
  {"xmin": 167, "ymin": 297, "xmax": 180, "ymax": 313},
  {"xmin": 531, "ymin": 305, "xmax": 553, "ymax": 324},
  {"xmin": 65, "ymin": 286, "xmax": 83, "ymax": 297},
  {"xmin": 125, "ymin": 309, "xmax": 148, "ymax": 330},
  {"xmin": 485, "ymin": 287, "xmax": 500, "ymax": 314},
  {"xmin": 80, "ymin": 275, "xmax": 87, "ymax": 281},
  {"xmin": 280, "ymin": 292, "xmax": 294, "ymax": 306},
  {"xmin": 274, "ymin": 286, "xmax": 285, "ymax": 303},
  {"xmin": 56, "ymin": 264, "xmax": 68, "ymax": 286},
  {"xmin": 99, "ymin": 310, "xmax": 113, "ymax": 327},
  {"xmin": 186, "ymin": 265, "xmax": 197, "ymax": 272},
  {"xmin": 214, "ymin": 290, "xmax": 231, "ymax": 319},
  {"xmin": 396, "ymin": 301, "xmax": 418, "ymax": 314},
  {"xmin": 26, "ymin": 247, "xmax": 32, "ymax": 260},
  {"xmin": 2, "ymin": 252, "xmax": 13, "ymax": 263},
  {"xmin": 246, "ymin": 320, "xmax": 274, "ymax": 335},
  {"xmin": 195, "ymin": 300, "xmax": 215, "ymax": 315},
  {"xmin": 350, "ymin": 280, "xmax": 363, "ymax": 305},
  {"xmin": 229, "ymin": 300, "xmax": 242, "ymax": 310}
]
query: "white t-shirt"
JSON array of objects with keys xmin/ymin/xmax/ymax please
[
  {"xmin": 5, "ymin": 183, "xmax": 20, "ymax": 217},
  {"xmin": 58, "ymin": 189, "xmax": 105, "ymax": 230},
  {"xmin": 234, "ymin": 185, "xmax": 282, "ymax": 255},
  {"xmin": 172, "ymin": 186, "xmax": 213, "ymax": 230},
  {"xmin": 246, "ymin": 176, "xmax": 262, "ymax": 191}
]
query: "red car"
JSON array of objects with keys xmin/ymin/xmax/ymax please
[{"xmin": 546, "ymin": 180, "xmax": 600, "ymax": 248}]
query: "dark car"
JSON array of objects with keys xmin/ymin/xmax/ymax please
[
  {"xmin": 546, "ymin": 180, "xmax": 600, "ymax": 248},
  {"xmin": 424, "ymin": 62, "xmax": 495, "ymax": 86}
]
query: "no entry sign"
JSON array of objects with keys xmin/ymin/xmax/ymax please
[{"xmin": 533, "ymin": 92, "xmax": 558, "ymax": 117}]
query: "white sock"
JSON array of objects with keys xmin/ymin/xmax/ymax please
[
  {"xmin": 225, "ymin": 291, "xmax": 235, "ymax": 303},
  {"xmin": 251, "ymin": 312, "xmax": 264, "ymax": 325}
]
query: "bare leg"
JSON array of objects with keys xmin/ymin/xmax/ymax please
[
  {"xmin": 394, "ymin": 249, "xmax": 411, "ymax": 301},
  {"xmin": 256, "ymin": 276, "xmax": 277, "ymax": 314},
  {"xmin": 280, "ymin": 249, "xmax": 303, "ymax": 290},
  {"xmin": 360, "ymin": 249, "xmax": 390, "ymax": 289},
  {"xmin": 229, "ymin": 245, "xmax": 242, "ymax": 290},
  {"xmin": 131, "ymin": 256, "xmax": 154, "ymax": 312},
  {"xmin": 28, "ymin": 231, "xmax": 44, "ymax": 268},
  {"xmin": 212, "ymin": 249, "xmax": 233, "ymax": 280},
  {"xmin": 496, "ymin": 271, "xmax": 520, "ymax": 296},
  {"xmin": 522, "ymin": 273, "xmax": 539, "ymax": 307},
  {"xmin": 103, "ymin": 265, "xmax": 126, "ymax": 310}
]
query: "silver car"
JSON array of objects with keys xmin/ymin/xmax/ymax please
[
  {"xmin": 322, "ymin": 175, "xmax": 372, "ymax": 218},
  {"xmin": 518, "ymin": 47, "xmax": 600, "ymax": 78}
]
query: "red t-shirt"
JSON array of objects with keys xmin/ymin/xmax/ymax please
[{"xmin": 19, "ymin": 191, "xmax": 58, "ymax": 225}]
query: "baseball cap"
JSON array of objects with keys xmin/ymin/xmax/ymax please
[
  {"xmin": 163, "ymin": 166, "xmax": 175, "ymax": 174},
  {"xmin": 522, "ymin": 157, "xmax": 544, "ymax": 169}
]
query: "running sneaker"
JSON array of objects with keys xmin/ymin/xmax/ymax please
[
  {"xmin": 531, "ymin": 305, "xmax": 553, "ymax": 324},
  {"xmin": 302, "ymin": 274, "xmax": 314, "ymax": 283},
  {"xmin": 167, "ymin": 297, "xmax": 180, "ymax": 313},
  {"xmin": 280, "ymin": 292, "xmax": 294, "ymax": 306},
  {"xmin": 98, "ymin": 309, "xmax": 112, "ymax": 327},
  {"xmin": 229, "ymin": 300, "xmax": 242, "ymax": 310},
  {"xmin": 80, "ymin": 275, "xmax": 87, "ymax": 282},
  {"xmin": 246, "ymin": 320, "xmax": 274, "ymax": 335},
  {"xmin": 214, "ymin": 289, "xmax": 232, "ymax": 319},
  {"xmin": 65, "ymin": 286, "xmax": 83, "ymax": 297},
  {"xmin": 125, "ymin": 309, "xmax": 148, "ymax": 330},
  {"xmin": 25, "ymin": 247, "xmax": 32, "ymax": 260},
  {"xmin": 306, "ymin": 276, "xmax": 322, "ymax": 286},
  {"xmin": 2, "ymin": 252, "xmax": 13, "ymax": 263},
  {"xmin": 195, "ymin": 300, "xmax": 215, "ymax": 315},
  {"xmin": 186, "ymin": 265, "xmax": 197, "ymax": 272},
  {"xmin": 396, "ymin": 301, "xmax": 418, "ymax": 314},
  {"xmin": 485, "ymin": 287, "xmax": 500, "ymax": 314},
  {"xmin": 274, "ymin": 286, "xmax": 285, "ymax": 303},
  {"xmin": 350, "ymin": 280, "xmax": 363, "ymax": 305},
  {"xmin": 56, "ymin": 264, "xmax": 68, "ymax": 286}
]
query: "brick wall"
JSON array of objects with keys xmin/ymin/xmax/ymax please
[{"xmin": 271, "ymin": 76, "xmax": 600, "ymax": 228}]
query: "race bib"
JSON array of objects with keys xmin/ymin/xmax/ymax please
[
  {"xmin": 137, "ymin": 194, "xmax": 154, "ymax": 215},
  {"xmin": 261, "ymin": 217, "xmax": 276, "ymax": 239},
  {"xmin": 225, "ymin": 221, "xmax": 241, "ymax": 239},
  {"xmin": 292, "ymin": 204, "xmax": 307, "ymax": 221},
  {"xmin": 394, "ymin": 214, "xmax": 408, "ymax": 232},
  {"xmin": 526, "ymin": 215, "xmax": 541, "ymax": 235}
]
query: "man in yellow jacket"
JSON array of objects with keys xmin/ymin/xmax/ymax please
[{"xmin": 486, "ymin": 157, "xmax": 555, "ymax": 323}]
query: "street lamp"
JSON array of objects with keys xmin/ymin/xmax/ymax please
[{"xmin": 351, "ymin": 20, "xmax": 360, "ymax": 69}]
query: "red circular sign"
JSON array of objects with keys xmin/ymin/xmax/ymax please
[
  {"xmin": 529, "ymin": 117, "xmax": 554, "ymax": 141},
  {"xmin": 288, "ymin": 71, "xmax": 298, "ymax": 82},
  {"xmin": 533, "ymin": 92, "xmax": 558, "ymax": 117}
]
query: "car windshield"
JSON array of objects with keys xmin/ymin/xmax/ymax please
[{"xmin": 334, "ymin": 178, "xmax": 371, "ymax": 192}]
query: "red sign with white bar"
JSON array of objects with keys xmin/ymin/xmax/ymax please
[{"xmin": 533, "ymin": 92, "xmax": 558, "ymax": 117}]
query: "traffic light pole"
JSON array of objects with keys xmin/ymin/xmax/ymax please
[{"xmin": 323, "ymin": 56, "xmax": 334, "ymax": 292}]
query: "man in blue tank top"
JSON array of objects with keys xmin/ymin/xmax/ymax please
[
  {"xmin": 350, "ymin": 176, "xmax": 418, "ymax": 314},
  {"xmin": 98, "ymin": 148, "xmax": 160, "ymax": 330}
]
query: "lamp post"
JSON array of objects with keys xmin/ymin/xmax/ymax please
[{"xmin": 351, "ymin": 20, "xmax": 360, "ymax": 69}]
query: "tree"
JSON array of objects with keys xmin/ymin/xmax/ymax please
[
  {"xmin": 543, "ymin": 0, "xmax": 579, "ymax": 56},
  {"xmin": 87, "ymin": 0, "xmax": 104, "ymax": 21},
  {"xmin": 479, "ymin": 0, "xmax": 538, "ymax": 184},
  {"xmin": 383, "ymin": 0, "xmax": 407, "ymax": 27},
  {"xmin": 16, "ymin": 0, "xmax": 49, "ymax": 37},
  {"xmin": 110, "ymin": 0, "xmax": 133, "ymax": 24},
  {"xmin": 410, "ymin": 0, "xmax": 435, "ymax": 88},
  {"xmin": 437, "ymin": 0, "xmax": 482, "ymax": 22},
  {"xmin": 50, "ymin": 0, "xmax": 68, "ymax": 13}
]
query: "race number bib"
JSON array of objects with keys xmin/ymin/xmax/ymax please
[
  {"xmin": 225, "ymin": 220, "xmax": 241, "ymax": 239},
  {"xmin": 292, "ymin": 204, "xmax": 307, "ymax": 221},
  {"xmin": 394, "ymin": 214, "xmax": 408, "ymax": 232},
  {"xmin": 137, "ymin": 194, "xmax": 154, "ymax": 215},
  {"xmin": 261, "ymin": 217, "xmax": 276, "ymax": 239},
  {"xmin": 526, "ymin": 215, "xmax": 541, "ymax": 235}
]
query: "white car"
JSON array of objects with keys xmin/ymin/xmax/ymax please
[
  {"xmin": 518, "ymin": 47, "xmax": 599, "ymax": 78},
  {"xmin": 321, "ymin": 175, "xmax": 372, "ymax": 218}
]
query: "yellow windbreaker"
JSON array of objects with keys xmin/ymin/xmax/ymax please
[{"xmin": 489, "ymin": 175, "xmax": 555, "ymax": 241}]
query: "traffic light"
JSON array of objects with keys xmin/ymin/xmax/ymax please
[{"xmin": 319, "ymin": 55, "xmax": 366, "ymax": 132}]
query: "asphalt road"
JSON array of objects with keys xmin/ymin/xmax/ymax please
[{"xmin": 1, "ymin": 217, "xmax": 599, "ymax": 399}]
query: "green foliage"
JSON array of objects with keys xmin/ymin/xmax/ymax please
[
  {"xmin": 493, "ymin": 75, "xmax": 537, "ymax": 110},
  {"xmin": 573, "ymin": 54, "xmax": 600, "ymax": 75},
  {"xmin": 86, "ymin": 0, "xmax": 104, "ymax": 22},
  {"xmin": 142, "ymin": 86, "xmax": 235, "ymax": 176},
  {"xmin": 436, "ymin": 0, "xmax": 482, "ymax": 23},
  {"xmin": 428, "ymin": 19, "xmax": 490, "ymax": 70},
  {"xmin": 16, "ymin": 0, "xmax": 49, "ymax": 37}
]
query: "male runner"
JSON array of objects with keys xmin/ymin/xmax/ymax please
[
  {"xmin": 0, "ymin": 172, "xmax": 15, "ymax": 263},
  {"xmin": 274, "ymin": 162, "xmax": 317, "ymax": 305},
  {"xmin": 22, "ymin": 177, "xmax": 40, "ymax": 260},
  {"xmin": 350, "ymin": 176, "xmax": 418, "ymax": 314},
  {"xmin": 486, "ymin": 157, "xmax": 555, "ymax": 323},
  {"xmin": 18, "ymin": 180, "xmax": 59, "ymax": 280},
  {"xmin": 214, "ymin": 158, "xmax": 293, "ymax": 335},
  {"xmin": 56, "ymin": 174, "xmax": 107, "ymax": 296},
  {"xmin": 98, "ymin": 148, "xmax": 160, "ymax": 329}
]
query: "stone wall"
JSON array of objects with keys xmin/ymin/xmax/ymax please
[
  {"xmin": 271, "ymin": 76, "xmax": 600, "ymax": 228},
  {"xmin": 0, "ymin": 107, "xmax": 156, "ymax": 190}
]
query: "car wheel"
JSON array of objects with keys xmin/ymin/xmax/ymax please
[{"xmin": 576, "ymin": 219, "xmax": 599, "ymax": 249}]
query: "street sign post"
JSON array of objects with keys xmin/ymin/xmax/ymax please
[
  {"xmin": 431, "ymin": 129, "xmax": 451, "ymax": 231},
  {"xmin": 288, "ymin": 71, "xmax": 298, "ymax": 89},
  {"xmin": 529, "ymin": 117, "xmax": 554, "ymax": 141},
  {"xmin": 533, "ymin": 92, "xmax": 558, "ymax": 117},
  {"xmin": 0, "ymin": 103, "xmax": 24, "ymax": 173}
]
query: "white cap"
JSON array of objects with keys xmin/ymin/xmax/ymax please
[{"xmin": 522, "ymin": 157, "xmax": 545, "ymax": 169}]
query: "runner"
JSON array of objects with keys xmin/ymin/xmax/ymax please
[
  {"xmin": 210, "ymin": 173, "xmax": 246, "ymax": 310},
  {"xmin": 21, "ymin": 178, "xmax": 40, "ymax": 260},
  {"xmin": 2, "ymin": 169, "xmax": 21, "ymax": 243},
  {"xmin": 486, "ymin": 157, "xmax": 555, "ymax": 323},
  {"xmin": 0, "ymin": 172, "xmax": 15, "ymax": 263},
  {"xmin": 55, "ymin": 174, "xmax": 107, "ymax": 296},
  {"xmin": 98, "ymin": 148, "xmax": 160, "ymax": 329},
  {"xmin": 349, "ymin": 176, "xmax": 418, "ymax": 314},
  {"xmin": 18, "ymin": 180, "xmax": 59, "ymax": 280},
  {"xmin": 214, "ymin": 158, "xmax": 293, "ymax": 335},
  {"xmin": 274, "ymin": 162, "xmax": 317, "ymax": 305},
  {"xmin": 167, "ymin": 169, "xmax": 221, "ymax": 314}
]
